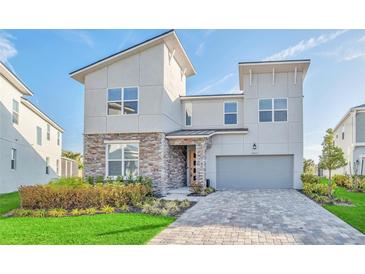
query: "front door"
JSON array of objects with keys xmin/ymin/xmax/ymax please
[{"xmin": 188, "ymin": 148, "xmax": 197, "ymax": 186}]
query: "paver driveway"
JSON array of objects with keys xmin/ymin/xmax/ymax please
[{"xmin": 149, "ymin": 190, "xmax": 365, "ymax": 245}]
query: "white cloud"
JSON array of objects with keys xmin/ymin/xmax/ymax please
[
  {"xmin": 192, "ymin": 72, "xmax": 235, "ymax": 94},
  {"xmin": 72, "ymin": 30, "xmax": 94, "ymax": 47},
  {"xmin": 265, "ymin": 30, "xmax": 348, "ymax": 61},
  {"xmin": 304, "ymin": 144, "xmax": 322, "ymax": 163},
  {"xmin": 323, "ymin": 34, "xmax": 365, "ymax": 62},
  {"xmin": 195, "ymin": 29, "xmax": 215, "ymax": 56},
  {"xmin": 0, "ymin": 31, "xmax": 17, "ymax": 70}
]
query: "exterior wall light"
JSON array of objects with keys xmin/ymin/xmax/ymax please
[{"xmin": 253, "ymin": 143, "xmax": 257, "ymax": 150}]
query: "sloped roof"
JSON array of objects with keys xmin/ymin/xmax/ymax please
[
  {"xmin": 0, "ymin": 62, "xmax": 33, "ymax": 96},
  {"xmin": 70, "ymin": 30, "xmax": 196, "ymax": 83}
]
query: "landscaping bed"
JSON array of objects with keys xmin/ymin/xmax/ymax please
[
  {"xmin": 301, "ymin": 173, "xmax": 365, "ymax": 234},
  {"xmin": 0, "ymin": 177, "xmax": 197, "ymax": 244}
]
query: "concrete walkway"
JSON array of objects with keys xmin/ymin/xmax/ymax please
[{"xmin": 149, "ymin": 190, "xmax": 365, "ymax": 245}]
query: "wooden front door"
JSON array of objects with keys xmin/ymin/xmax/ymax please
[{"xmin": 188, "ymin": 148, "xmax": 197, "ymax": 185}]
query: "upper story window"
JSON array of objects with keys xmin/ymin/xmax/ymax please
[
  {"xmin": 56, "ymin": 159, "xmax": 60, "ymax": 175},
  {"xmin": 107, "ymin": 143, "xmax": 139, "ymax": 177},
  {"xmin": 224, "ymin": 102, "xmax": 237, "ymax": 125},
  {"xmin": 259, "ymin": 98, "xmax": 288, "ymax": 122},
  {"xmin": 47, "ymin": 124, "xmax": 51, "ymax": 141},
  {"xmin": 12, "ymin": 99, "xmax": 19, "ymax": 124},
  {"xmin": 36, "ymin": 126, "xmax": 42, "ymax": 146},
  {"xmin": 11, "ymin": 148, "xmax": 16, "ymax": 170},
  {"xmin": 342, "ymin": 126, "xmax": 345, "ymax": 140},
  {"xmin": 185, "ymin": 102, "xmax": 192, "ymax": 126},
  {"xmin": 107, "ymin": 87, "xmax": 138, "ymax": 115},
  {"xmin": 46, "ymin": 157, "xmax": 50, "ymax": 174},
  {"xmin": 57, "ymin": 131, "xmax": 61, "ymax": 146}
]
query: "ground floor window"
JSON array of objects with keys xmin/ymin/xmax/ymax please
[{"xmin": 107, "ymin": 143, "xmax": 139, "ymax": 177}]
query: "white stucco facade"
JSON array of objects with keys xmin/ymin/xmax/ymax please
[
  {"xmin": 332, "ymin": 105, "xmax": 365, "ymax": 175},
  {"xmin": 72, "ymin": 30, "xmax": 309, "ymax": 190},
  {"xmin": 0, "ymin": 63, "xmax": 63, "ymax": 193}
]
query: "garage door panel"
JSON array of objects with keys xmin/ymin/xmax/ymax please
[{"xmin": 216, "ymin": 155, "xmax": 293, "ymax": 190}]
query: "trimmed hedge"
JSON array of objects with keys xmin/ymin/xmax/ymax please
[{"xmin": 19, "ymin": 183, "xmax": 152, "ymax": 210}]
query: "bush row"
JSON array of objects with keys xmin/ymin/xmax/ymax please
[{"xmin": 19, "ymin": 182, "xmax": 152, "ymax": 210}]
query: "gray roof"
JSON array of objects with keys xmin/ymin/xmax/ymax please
[
  {"xmin": 354, "ymin": 103, "xmax": 365, "ymax": 109},
  {"xmin": 166, "ymin": 128, "xmax": 248, "ymax": 137}
]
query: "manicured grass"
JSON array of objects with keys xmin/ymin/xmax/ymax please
[
  {"xmin": 0, "ymin": 192, "xmax": 174, "ymax": 244},
  {"xmin": 0, "ymin": 192, "xmax": 20, "ymax": 216},
  {"xmin": 322, "ymin": 180, "xmax": 365, "ymax": 234}
]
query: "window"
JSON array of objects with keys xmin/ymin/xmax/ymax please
[
  {"xmin": 57, "ymin": 131, "xmax": 61, "ymax": 146},
  {"xmin": 185, "ymin": 102, "xmax": 192, "ymax": 126},
  {"xmin": 342, "ymin": 126, "xmax": 345, "ymax": 140},
  {"xmin": 47, "ymin": 124, "xmax": 51, "ymax": 141},
  {"xmin": 12, "ymin": 99, "xmax": 19, "ymax": 124},
  {"xmin": 56, "ymin": 159, "xmax": 59, "ymax": 175},
  {"xmin": 46, "ymin": 157, "xmax": 50, "ymax": 174},
  {"xmin": 224, "ymin": 102, "xmax": 237, "ymax": 125},
  {"xmin": 107, "ymin": 143, "xmax": 139, "ymax": 177},
  {"xmin": 259, "ymin": 98, "xmax": 288, "ymax": 122},
  {"xmin": 36, "ymin": 126, "xmax": 42, "ymax": 145},
  {"xmin": 107, "ymin": 87, "xmax": 138, "ymax": 115},
  {"xmin": 11, "ymin": 148, "xmax": 16, "ymax": 170}
]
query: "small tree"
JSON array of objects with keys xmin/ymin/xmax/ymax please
[
  {"xmin": 319, "ymin": 129, "xmax": 347, "ymax": 197},
  {"xmin": 303, "ymin": 158, "xmax": 316, "ymax": 174}
]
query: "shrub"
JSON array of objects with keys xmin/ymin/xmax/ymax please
[
  {"xmin": 47, "ymin": 209, "xmax": 67, "ymax": 217},
  {"xmin": 96, "ymin": 176, "xmax": 104, "ymax": 184},
  {"xmin": 141, "ymin": 204, "xmax": 162, "ymax": 215},
  {"xmin": 190, "ymin": 181, "xmax": 204, "ymax": 194},
  {"xmin": 303, "ymin": 183, "xmax": 328, "ymax": 196},
  {"xmin": 101, "ymin": 205, "xmax": 115, "ymax": 214},
  {"xmin": 48, "ymin": 177, "xmax": 86, "ymax": 189},
  {"xmin": 205, "ymin": 187, "xmax": 215, "ymax": 194},
  {"xmin": 164, "ymin": 201, "xmax": 180, "ymax": 215},
  {"xmin": 359, "ymin": 178, "xmax": 365, "ymax": 192},
  {"xmin": 332, "ymin": 175, "xmax": 352, "ymax": 189},
  {"xmin": 19, "ymin": 180, "xmax": 152, "ymax": 210},
  {"xmin": 119, "ymin": 204, "xmax": 129, "ymax": 212},
  {"xmin": 12, "ymin": 209, "xmax": 33, "ymax": 217},
  {"xmin": 71, "ymin": 209, "xmax": 82, "ymax": 216},
  {"xmin": 301, "ymin": 174, "xmax": 320, "ymax": 185},
  {"xmin": 86, "ymin": 176, "xmax": 94, "ymax": 185},
  {"xmin": 179, "ymin": 199, "xmax": 190, "ymax": 209},
  {"xmin": 31, "ymin": 209, "xmax": 46, "ymax": 217},
  {"xmin": 84, "ymin": 208, "xmax": 96, "ymax": 215}
]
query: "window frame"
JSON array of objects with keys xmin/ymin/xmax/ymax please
[
  {"xmin": 258, "ymin": 98, "xmax": 288, "ymax": 123},
  {"xmin": 12, "ymin": 99, "xmax": 19, "ymax": 125},
  {"xmin": 185, "ymin": 102, "xmax": 192, "ymax": 127},
  {"xmin": 56, "ymin": 159, "xmax": 59, "ymax": 175},
  {"xmin": 11, "ymin": 148, "xmax": 16, "ymax": 170},
  {"xmin": 223, "ymin": 101, "xmax": 238, "ymax": 125},
  {"xmin": 106, "ymin": 86, "xmax": 139, "ymax": 116},
  {"xmin": 57, "ymin": 131, "xmax": 61, "ymax": 146},
  {"xmin": 105, "ymin": 141, "xmax": 139, "ymax": 178}
]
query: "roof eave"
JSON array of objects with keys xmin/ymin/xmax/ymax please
[{"xmin": 0, "ymin": 62, "xmax": 34, "ymax": 96}]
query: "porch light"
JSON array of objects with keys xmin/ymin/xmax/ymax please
[{"xmin": 253, "ymin": 143, "xmax": 257, "ymax": 150}]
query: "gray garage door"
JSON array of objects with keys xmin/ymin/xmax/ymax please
[{"xmin": 216, "ymin": 155, "xmax": 293, "ymax": 190}]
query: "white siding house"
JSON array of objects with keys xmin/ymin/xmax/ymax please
[{"xmin": 0, "ymin": 62, "xmax": 63, "ymax": 193}]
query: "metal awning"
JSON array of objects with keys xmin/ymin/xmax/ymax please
[{"xmin": 166, "ymin": 128, "xmax": 248, "ymax": 139}]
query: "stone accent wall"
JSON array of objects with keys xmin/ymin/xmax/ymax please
[
  {"xmin": 168, "ymin": 137, "xmax": 211, "ymax": 188},
  {"xmin": 84, "ymin": 132, "xmax": 186, "ymax": 195}
]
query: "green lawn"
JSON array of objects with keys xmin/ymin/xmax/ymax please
[
  {"xmin": 0, "ymin": 192, "xmax": 20, "ymax": 216},
  {"xmin": 0, "ymin": 192, "xmax": 174, "ymax": 245},
  {"xmin": 323, "ymin": 182, "xmax": 365, "ymax": 234}
]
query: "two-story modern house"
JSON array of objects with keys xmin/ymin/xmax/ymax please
[
  {"xmin": 332, "ymin": 104, "xmax": 365, "ymax": 176},
  {"xmin": 70, "ymin": 30, "xmax": 310, "ymax": 194},
  {"xmin": 0, "ymin": 62, "xmax": 63, "ymax": 193}
]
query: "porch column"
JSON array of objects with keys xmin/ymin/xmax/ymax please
[{"xmin": 195, "ymin": 139, "xmax": 208, "ymax": 188}]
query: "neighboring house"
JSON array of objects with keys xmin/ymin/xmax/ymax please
[
  {"xmin": 70, "ymin": 30, "xmax": 310, "ymax": 194},
  {"xmin": 0, "ymin": 62, "xmax": 64, "ymax": 193},
  {"xmin": 61, "ymin": 157, "xmax": 79, "ymax": 178},
  {"xmin": 332, "ymin": 104, "xmax": 365, "ymax": 176}
]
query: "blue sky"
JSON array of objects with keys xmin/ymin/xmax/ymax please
[{"xmin": 1, "ymin": 29, "xmax": 365, "ymax": 161}]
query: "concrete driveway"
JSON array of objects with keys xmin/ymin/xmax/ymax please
[{"xmin": 149, "ymin": 190, "xmax": 365, "ymax": 245}]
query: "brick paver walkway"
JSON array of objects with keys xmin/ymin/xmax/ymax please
[{"xmin": 149, "ymin": 190, "xmax": 365, "ymax": 245}]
